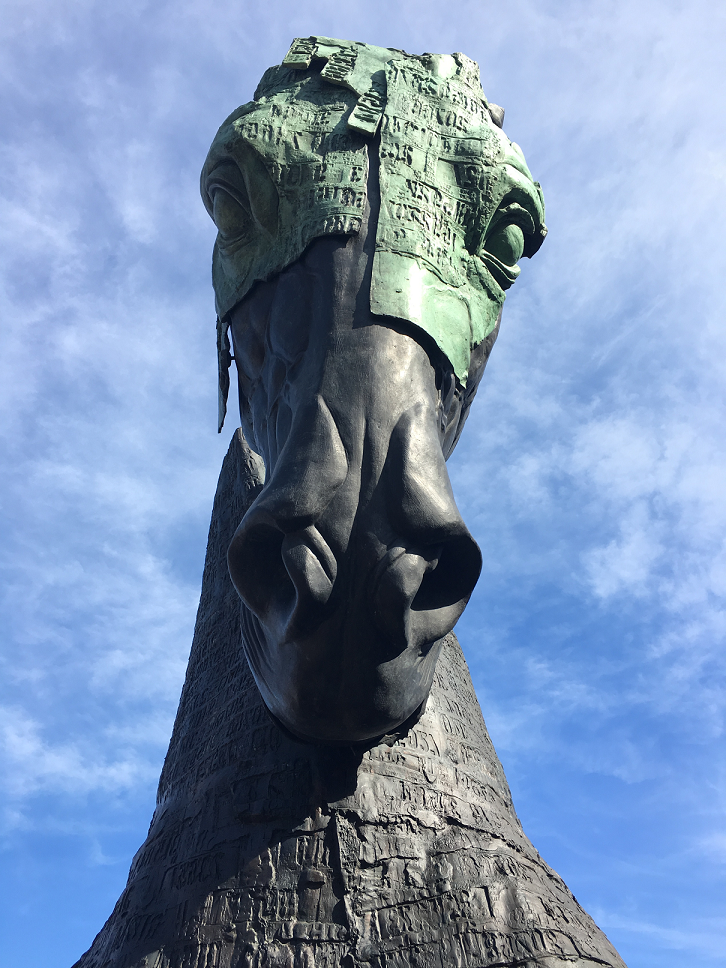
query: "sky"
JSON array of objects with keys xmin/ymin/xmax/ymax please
[{"xmin": 0, "ymin": 1, "xmax": 724, "ymax": 966}]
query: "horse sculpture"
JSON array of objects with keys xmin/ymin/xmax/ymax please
[
  {"xmin": 74, "ymin": 39, "xmax": 628, "ymax": 968},
  {"xmin": 201, "ymin": 37, "xmax": 546, "ymax": 745}
]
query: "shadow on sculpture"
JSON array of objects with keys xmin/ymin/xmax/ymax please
[{"xmin": 74, "ymin": 37, "xmax": 627, "ymax": 968}]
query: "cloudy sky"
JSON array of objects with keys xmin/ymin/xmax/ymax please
[{"xmin": 1, "ymin": 1, "xmax": 724, "ymax": 965}]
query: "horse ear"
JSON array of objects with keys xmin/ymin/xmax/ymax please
[{"xmin": 488, "ymin": 103, "xmax": 505, "ymax": 127}]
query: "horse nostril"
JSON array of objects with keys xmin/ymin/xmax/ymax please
[
  {"xmin": 412, "ymin": 533, "xmax": 481, "ymax": 612},
  {"xmin": 228, "ymin": 522, "xmax": 291, "ymax": 621},
  {"xmin": 228, "ymin": 519, "xmax": 338, "ymax": 636},
  {"xmin": 281, "ymin": 527, "xmax": 337, "ymax": 609},
  {"xmin": 371, "ymin": 546, "xmax": 432, "ymax": 651},
  {"xmin": 372, "ymin": 533, "xmax": 482, "ymax": 652}
]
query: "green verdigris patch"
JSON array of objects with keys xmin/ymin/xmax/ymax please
[{"xmin": 201, "ymin": 37, "xmax": 546, "ymax": 428}]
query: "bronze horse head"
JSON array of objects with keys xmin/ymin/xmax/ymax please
[{"xmin": 201, "ymin": 38, "xmax": 546, "ymax": 744}]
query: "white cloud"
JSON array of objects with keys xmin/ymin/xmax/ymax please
[
  {"xmin": 583, "ymin": 502, "xmax": 665, "ymax": 598},
  {"xmin": 594, "ymin": 909, "xmax": 726, "ymax": 961},
  {"xmin": 0, "ymin": 706, "xmax": 157, "ymax": 802},
  {"xmin": 1, "ymin": 1, "xmax": 725, "ymax": 964}
]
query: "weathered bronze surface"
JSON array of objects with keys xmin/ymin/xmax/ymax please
[
  {"xmin": 202, "ymin": 39, "xmax": 545, "ymax": 745},
  {"xmin": 75, "ymin": 432, "xmax": 626, "ymax": 968}
]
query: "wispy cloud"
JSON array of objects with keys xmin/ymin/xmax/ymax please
[
  {"xmin": 0, "ymin": 1, "xmax": 724, "ymax": 966},
  {"xmin": 0, "ymin": 707, "xmax": 157, "ymax": 803},
  {"xmin": 594, "ymin": 909, "xmax": 726, "ymax": 962}
]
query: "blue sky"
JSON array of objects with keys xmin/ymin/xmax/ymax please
[{"xmin": 0, "ymin": 1, "xmax": 724, "ymax": 966}]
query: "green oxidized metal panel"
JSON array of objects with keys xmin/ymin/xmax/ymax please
[
  {"xmin": 201, "ymin": 36, "xmax": 546, "ymax": 425},
  {"xmin": 202, "ymin": 66, "xmax": 370, "ymax": 326},
  {"xmin": 371, "ymin": 55, "xmax": 503, "ymax": 381}
]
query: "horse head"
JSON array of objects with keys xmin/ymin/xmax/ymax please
[{"xmin": 201, "ymin": 38, "xmax": 546, "ymax": 744}]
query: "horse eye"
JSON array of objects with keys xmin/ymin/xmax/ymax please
[
  {"xmin": 212, "ymin": 188, "xmax": 251, "ymax": 241},
  {"xmin": 485, "ymin": 223, "xmax": 525, "ymax": 266}
]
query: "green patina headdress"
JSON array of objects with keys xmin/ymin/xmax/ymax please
[{"xmin": 202, "ymin": 37, "xmax": 546, "ymax": 430}]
